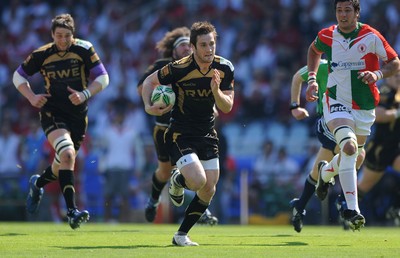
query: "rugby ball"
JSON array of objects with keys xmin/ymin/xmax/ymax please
[{"xmin": 151, "ymin": 85, "xmax": 176, "ymax": 108}]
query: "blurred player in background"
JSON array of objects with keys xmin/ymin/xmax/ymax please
[
  {"xmin": 306, "ymin": 0, "xmax": 400, "ymax": 230},
  {"xmin": 137, "ymin": 26, "xmax": 218, "ymax": 225},
  {"xmin": 142, "ymin": 21, "xmax": 234, "ymax": 246},
  {"xmin": 289, "ymin": 60, "xmax": 364, "ymax": 232},
  {"xmin": 12, "ymin": 13, "xmax": 109, "ymax": 229}
]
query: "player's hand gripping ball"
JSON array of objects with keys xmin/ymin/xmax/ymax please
[{"xmin": 151, "ymin": 85, "xmax": 176, "ymax": 108}]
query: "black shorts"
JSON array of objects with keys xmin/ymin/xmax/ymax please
[
  {"xmin": 153, "ymin": 124, "xmax": 170, "ymax": 162},
  {"xmin": 165, "ymin": 128, "xmax": 219, "ymax": 166},
  {"xmin": 364, "ymin": 140, "xmax": 400, "ymax": 172},
  {"xmin": 40, "ymin": 110, "xmax": 87, "ymax": 150},
  {"xmin": 316, "ymin": 116, "xmax": 336, "ymax": 153}
]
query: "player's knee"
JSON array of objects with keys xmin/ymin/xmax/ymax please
[
  {"xmin": 333, "ymin": 126, "xmax": 357, "ymax": 156},
  {"xmin": 190, "ymin": 176, "xmax": 207, "ymax": 191},
  {"xmin": 59, "ymin": 148, "xmax": 75, "ymax": 164},
  {"xmin": 53, "ymin": 136, "xmax": 75, "ymax": 165}
]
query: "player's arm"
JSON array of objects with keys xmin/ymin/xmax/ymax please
[
  {"xmin": 211, "ymin": 69, "xmax": 234, "ymax": 113},
  {"xmin": 142, "ymin": 70, "xmax": 172, "ymax": 116},
  {"xmin": 13, "ymin": 66, "xmax": 50, "ymax": 108},
  {"xmin": 67, "ymin": 63, "xmax": 109, "ymax": 105},
  {"xmin": 358, "ymin": 57, "xmax": 400, "ymax": 84},
  {"xmin": 137, "ymin": 67, "xmax": 155, "ymax": 97},
  {"xmin": 290, "ymin": 69, "xmax": 309, "ymax": 120},
  {"xmin": 87, "ymin": 63, "xmax": 109, "ymax": 96},
  {"xmin": 306, "ymin": 43, "xmax": 322, "ymax": 102},
  {"xmin": 381, "ymin": 57, "xmax": 400, "ymax": 78},
  {"xmin": 375, "ymin": 105, "xmax": 400, "ymax": 123}
]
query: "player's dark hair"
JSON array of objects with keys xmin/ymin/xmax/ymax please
[
  {"xmin": 190, "ymin": 21, "xmax": 217, "ymax": 48},
  {"xmin": 51, "ymin": 13, "xmax": 75, "ymax": 34},
  {"xmin": 156, "ymin": 27, "xmax": 190, "ymax": 58},
  {"xmin": 334, "ymin": 0, "xmax": 360, "ymax": 14}
]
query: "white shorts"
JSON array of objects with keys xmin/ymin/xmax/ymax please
[{"xmin": 323, "ymin": 95, "xmax": 375, "ymax": 136}]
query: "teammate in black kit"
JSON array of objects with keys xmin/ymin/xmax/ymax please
[
  {"xmin": 12, "ymin": 13, "xmax": 109, "ymax": 229},
  {"xmin": 137, "ymin": 27, "xmax": 218, "ymax": 225},
  {"xmin": 142, "ymin": 21, "xmax": 234, "ymax": 246}
]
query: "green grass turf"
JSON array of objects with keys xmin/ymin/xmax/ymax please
[{"xmin": 0, "ymin": 223, "xmax": 399, "ymax": 257}]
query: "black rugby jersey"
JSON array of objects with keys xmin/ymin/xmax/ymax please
[
  {"xmin": 20, "ymin": 39, "xmax": 103, "ymax": 120},
  {"xmin": 138, "ymin": 57, "xmax": 173, "ymax": 126},
  {"xmin": 372, "ymin": 84, "xmax": 400, "ymax": 145},
  {"xmin": 158, "ymin": 54, "xmax": 234, "ymax": 134}
]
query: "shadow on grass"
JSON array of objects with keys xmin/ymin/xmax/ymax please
[
  {"xmin": 54, "ymin": 245, "xmax": 173, "ymax": 249},
  {"xmin": 54, "ymin": 241, "xmax": 308, "ymax": 249},
  {"xmin": 202, "ymin": 242, "xmax": 308, "ymax": 247},
  {"xmin": 0, "ymin": 233, "xmax": 28, "ymax": 236}
]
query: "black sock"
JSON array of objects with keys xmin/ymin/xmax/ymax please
[
  {"xmin": 178, "ymin": 195, "xmax": 208, "ymax": 233},
  {"xmin": 58, "ymin": 169, "xmax": 77, "ymax": 211},
  {"xmin": 151, "ymin": 173, "xmax": 166, "ymax": 201},
  {"xmin": 36, "ymin": 166, "xmax": 57, "ymax": 188},
  {"xmin": 296, "ymin": 175, "xmax": 317, "ymax": 212}
]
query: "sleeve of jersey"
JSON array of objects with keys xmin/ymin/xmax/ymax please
[
  {"xmin": 20, "ymin": 52, "xmax": 41, "ymax": 76},
  {"xmin": 372, "ymin": 28, "xmax": 398, "ymax": 62},
  {"xmin": 86, "ymin": 46, "xmax": 103, "ymax": 71},
  {"xmin": 312, "ymin": 28, "xmax": 333, "ymax": 55},
  {"xmin": 298, "ymin": 66, "xmax": 308, "ymax": 81},
  {"xmin": 157, "ymin": 63, "xmax": 174, "ymax": 85},
  {"xmin": 220, "ymin": 65, "xmax": 234, "ymax": 91}
]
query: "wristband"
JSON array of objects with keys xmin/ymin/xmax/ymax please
[
  {"xmin": 308, "ymin": 71, "xmax": 317, "ymax": 77},
  {"xmin": 82, "ymin": 89, "xmax": 91, "ymax": 100},
  {"xmin": 373, "ymin": 70, "xmax": 383, "ymax": 80},
  {"xmin": 289, "ymin": 102, "xmax": 300, "ymax": 110},
  {"xmin": 307, "ymin": 78, "xmax": 316, "ymax": 85}
]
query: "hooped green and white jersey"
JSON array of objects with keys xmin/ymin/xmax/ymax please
[{"xmin": 313, "ymin": 22, "xmax": 398, "ymax": 110}]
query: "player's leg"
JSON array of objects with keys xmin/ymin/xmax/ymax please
[
  {"xmin": 47, "ymin": 129, "xmax": 89, "ymax": 229},
  {"xmin": 290, "ymin": 146, "xmax": 335, "ymax": 232},
  {"xmin": 170, "ymin": 154, "xmax": 206, "ymax": 246},
  {"xmin": 145, "ymin": 125, "xmax": 173, "ymax": 222},
  {"xmin": 26, "ymin": 112, "xmax": 60, "ymax": 214},
  {"xmin": 290, "ymin": 116, "xmax": 338, "ymax": 231},
  {"xmin": 145, "ymin": 160, "xmax": 172, "ymax": 222}
]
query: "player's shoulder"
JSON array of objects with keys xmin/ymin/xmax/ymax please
[
  {"xmin": 171, "ymin": 55, "xmax": 192, "ymax": 68},
  {"xmin": 358, "ymin": 23, "xmax": 382, "ymax": 37},
  {"xmin": 155, "ymin": 57, "xmax": 173, "ymax": 67},
  {"xmin": 319, "ymin": 25, "xmax": 336, "ymax": 35},
  {"xmin": 214, "ymin": 55, "xmax": 234, "ymax": 72},
  {"xmin": 32, "ymin": 42, "xmax": 54, "ymax": 54},
  {"xmin": 73, "ymin": 38, "xmax": 94, "ymax": 50}
]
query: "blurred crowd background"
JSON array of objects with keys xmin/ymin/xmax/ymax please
[{"xmin": 1, "ymin": 0, "xmax": 400, "ymax": 226}]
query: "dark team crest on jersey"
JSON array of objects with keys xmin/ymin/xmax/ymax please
[
  {"xmin": 90, "ymin": 53, "xmax": 99, "ymax": 63},
  {"xmin": 358, "ymin": 43, "xmax": 367, "ymax": 53},
  {"xmin": 160, "ymin": 65, "xmax": 170, "ymax": 79}
]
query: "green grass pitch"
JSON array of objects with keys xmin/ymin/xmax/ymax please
[{"xmin": 0, "ymin": 223, "xmax": 399, "ymax": 257}]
